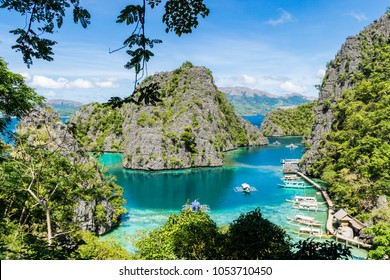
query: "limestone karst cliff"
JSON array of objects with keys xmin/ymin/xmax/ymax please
[
  {"xmin": 17, "ymin": 108, "xmax": 125, "ymax": 235},
  {"xmin": 300, "ymin": 12, "xmax": 390, "ymax": 216},
  {"xmin": 70, "ymin": 63, "xmax": 268, "ymax": 170}
]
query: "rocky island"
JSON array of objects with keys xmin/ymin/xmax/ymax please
[
  {"xmin": 259, "ymin": 101, "xmax": 316, "ymax": 137},
  {"xmin": 70, "ymin": 63, "xmax": 268, "ymax": 170}
]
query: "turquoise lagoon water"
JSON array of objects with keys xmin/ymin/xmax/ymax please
[{"xmin": 100, "ymin": 137, "xmax": 331, "ymax": 251}]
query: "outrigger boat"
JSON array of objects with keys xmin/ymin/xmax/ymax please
[
  {"xmin": 293, "ymin": 226, "xmax": 325, "ymax": 238},
  {"xmin": 286, "ymin": 143, "xmax": 298, "ymax": 149},
  {"xmin": 292, "ymin": 201, "xmax": 326, "ymax": 212},
  {"xmin": 286, "ymin": 195, "xmax": 325, "ymax": 204},
  {"xmin": 287, "ymin": 214, "xmax": 322, "ymax": 227},
  {"xmin": 286, "ymin": 195, "xmax": 317, "ymax": 203},
  {"xmin": 233, "ymin": 183, "xmax": 258, "ymax": 193},
  {"xmin": 281, "ymin": 174, "xmax": 300, "ymax": 182},
  {"xmin": 182, "ymin": 199, "xmax": 210, "ymax": 212},
  {"xmin": 278, "ymin": 181, "xmax": 310, "ymax": 189}
]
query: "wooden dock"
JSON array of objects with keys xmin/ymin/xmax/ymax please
[
  {"xmin": 295, "ymin": 172, "xmax": 335, "ymax": 234},
  {"xmin": 334, "ymin": 233, "xmax": 372, "ymax": 249},
  {"xmin": 295, "ymin": 172, "xmax": 372, "ymax": 248}
]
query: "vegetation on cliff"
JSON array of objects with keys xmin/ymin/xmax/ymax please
[
  {"xmin": 0, "ymin": 106, "xmax": 126, "ymax": 259},
  {"xmin": 260, "ymin": 101, "xmax": 316, "ymax": 137},
  {"xmin": 301, "ymin": 12, "xmax": 390, "ymax": 259},
  {"xmin": 71, "ymin": 63, "xmax": 267, "ymax": 170},
  {"xmin": 0, "ymin": 58, "xmax": 44, "ymax": 137}
]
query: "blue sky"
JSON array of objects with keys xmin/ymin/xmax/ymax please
[{"xmin": 0, "ymin": 0, "xmax": 388, "ymax": 103}]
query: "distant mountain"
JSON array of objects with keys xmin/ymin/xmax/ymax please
[
  {"xmin": 219, "ymin": 86, "xmax": 316, "ymax": 116},
  {"xmin": 46, "ymin": 99, "xmax": 83, "ymax": 117}
]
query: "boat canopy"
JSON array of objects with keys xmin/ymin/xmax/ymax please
[{"xmin": 296, "ymin": 215, "xmax": 314, "ymax": 221}]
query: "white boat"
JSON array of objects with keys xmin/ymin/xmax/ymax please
[
  {"xmin": 287, "ymin": 195, "xmax": 327, "ymax": 205},
  {"xmin": 296, "ymin": 226, "xmax": 323, "ymax": 237},
  {"xmin": 233, "ymin": 183, "xmax": 257, "ymax": 193},
  {"xmin": 292, "ymin": 201, "xmax": 326, "ymax": 212},
  {"xmin": 278, "ymin": 181, "xmax": 310, "ymax": 189},
  {"xmin": 286, "ymin": 195, "xmax": 318, "ymax": 204},
  {"xmin": 286, "ymin": 143, "xmax": 298, "ymax": 149},
  {"xmin": 273, "ymin": 140, "xmax": 281, "ymax": 145},
  {"xmin": 281, "ymin": 175, "xmax": 300, "ymax": 181},
  {"xmin": 182, "ymin": 199, "xmax": 210, "ymax": 212},
  {"xmin": 287, "ymin": 214, "xmax": 322, "ymax": 227}
]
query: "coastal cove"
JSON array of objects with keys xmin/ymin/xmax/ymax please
[
  {"xmin": 1, "ymin": 116, "xmax": 367, "ymax": 258},
  {"xmin": 99, "ymin": 137, "xmax": 367, "ymax": 258}
]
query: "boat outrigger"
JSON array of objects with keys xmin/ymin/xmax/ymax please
[
  {"xmin": 293, "ymin": 226, "xmax": 324, "ymax": 238},
  {"xmin": 233, "ymin": 183, "xmax": 257, "ymax": 193},
  {"xmin": 182, "ymin": 199, "xmax": 210, "ymax": 212},
  {"xmin": 278, "ymin": 181, "xmax": 310, "ymax": 189},
  {"xmin": 287, "ymin": 214, "xmax": 322, "ymax": 227},
  {"xmin": 292, "ymin": 201, "xmax": 326, "ymax": 212},
  {"xmin": 286, "ymin": 143, "xmax": 298, "ymax": 149},
  {"xmin": 286, "ymin": 195, "xmax": 324, "ymax": 204},
  {"xmin": 281, "ymin": 174, "xmax": 300, "ymax": 181}
]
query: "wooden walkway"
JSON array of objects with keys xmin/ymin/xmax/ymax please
[
  {"xmin": 295, "ymin": 172, "xmax": 371, "ymax": 248},
  {"xmin": 296, "ymin": 172, "xmax": 335, "ymax": 234}
]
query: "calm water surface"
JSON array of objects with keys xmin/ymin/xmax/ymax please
[
  {"xmin": 100, "ymin": 137, "xmax": 332, "ymax": 252},
  {"xmin": 1, "ymin": 119, "xmax": 366, "ymax": 258}
]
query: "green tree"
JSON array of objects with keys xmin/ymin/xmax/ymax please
[
  {"xmin": 71, "ymin": 231, "xmax": 132, "ymax": 260},
  {"xmin": 0, "ymin": 0, "xmax": 91, "ymax": 67},
  {"xmin": 0, "ymin": 58, "xmax": 44, "ymax": 134},
  {"xmin": 363, "ymin": 222, "xmax": 390, "ymax": 260},
  {"xmin": 224, "ymin": 208, "xmax": 292, "ymax": 259},
  {"xmin": 1, "ymin": 0, "xmax": 209, "ymax": 104},
  {"xmin": 0, "ymin": 109, "xmax": 126, "ymax": 259},
  {"xmin": 134, "ymin": 210, "xmax": 223, "ymax": 260},
  {"xmin": 292, "ymin": 238, "xmax": 352, "ymax": 260}
]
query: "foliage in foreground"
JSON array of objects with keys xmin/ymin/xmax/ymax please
[
  {"xmin": 134, "ymin": 208, "xmax": 352, "ymax": 260},
  {"xmin": 0, "ymin": 58, "xmax": 44, "ymax": 134}
]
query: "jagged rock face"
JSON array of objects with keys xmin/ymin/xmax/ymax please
[
  {"xmin": 17, "ymin": 108, "xmax": 123, "ymax": 235},
  {"xmin": 71, "ymin": 65, "xmax": 268, "ymax": 170},
  {"xmin": 300, "ymin": 14, "xmax": 390, "ymax": 174}
]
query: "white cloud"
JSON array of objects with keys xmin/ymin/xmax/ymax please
[
  {"xmin": 266, "ymin": 9, "xmax": 295, "ymax": 26},
  {"xmin": 316, "ymin": 69, "xmax": 326, "ymax": 79},
  {"xmin": 280, "ymin": 81, "xmax": 307, "ymax": 94},
  {"xmin": 95, "ymin": 81, "xmax": 119, "ymax": 88},
  {"xmin": 28, "ymin": 75, "xmax": 95, "ymax": 89},
  {"xmin": 69, "ymin": 79, "xmax": 94, "ymax": 89},
  {"xmin": 30, "ymin": 75, "xmax": 68, "ymax": 89},
  {"xmin": 44, "ymin": 91, "xmax": 57, "ymax": 98},
  {"xmin": 20, "ymin": 72, "xmax": 31, "ymax": 82},
  {"xmin": 242, "ymin": 75, "xmax": 257, "ymax": 86},
  {"xmin": 348, "ymin": 11, "xmax": 368, "ymax": 22}
]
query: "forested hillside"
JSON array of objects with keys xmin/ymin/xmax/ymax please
[
  {"xmin": 259, "ymin": 101, "xmax": 316, "ymax": 137},
  {"xmin": 300, "ymin": 12, "xmax": 390, "ymax": 258}
]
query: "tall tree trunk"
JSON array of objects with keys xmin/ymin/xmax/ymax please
[{"xmin": 45, "ymin": 205, "xmax": 52, "ymax": 246}]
